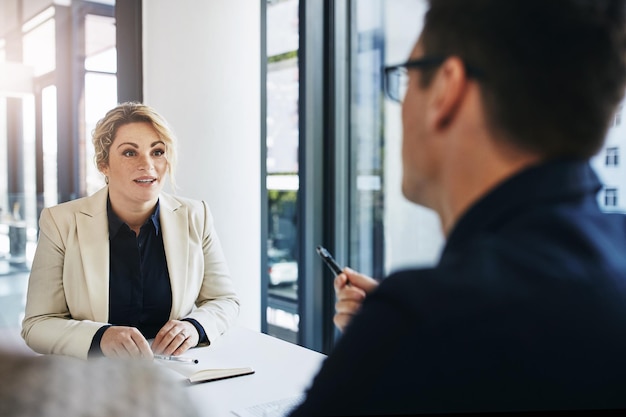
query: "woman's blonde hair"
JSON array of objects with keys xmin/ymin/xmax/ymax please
[{"xmin": 92, "ymin": 102, "xmax": 178, "ymax": 186}]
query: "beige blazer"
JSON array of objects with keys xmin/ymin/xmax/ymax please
[{"xmin": 21, "ymin": 187, "xmax": 240, "ymax": 359}]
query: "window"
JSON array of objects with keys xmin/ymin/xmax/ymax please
[
  {"xmin": 265, "ymin": 0, "xmax": 300, "ymax": 344},
  {"xmin": 606, "ymin": 147, "xmax": 619, "ymax": 167},
  {"xmin": 349, "ymin": 0, "xmax": 443, "ymax": 280},
  {"xmin": 0, "ymin": 1, "xmax": 117, "ymax": 269},
  {"xmin": 260, "ymin": 0, "xmax": 443, "ymax": 351},
  {"xmin": 605, "ymin": 187, "xmax": 618, "ymax": 207},
  {"xmin": 84, "ymin": 13, "xmax": 117, "ymax": 196},
  {"xmin": 22, "ymin": 8, "xmax": 56, "ymax": 77},
  {"xmin": 349, "ymin": 0, "xmax": 386, "ymax": 278}
]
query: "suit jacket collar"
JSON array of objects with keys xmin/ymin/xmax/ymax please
[{"xmin": 443, "ymin": 158, "xmax": 602, "ymax": 257}]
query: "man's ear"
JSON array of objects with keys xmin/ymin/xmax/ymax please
[{"xmin": 426, "ymin": 57, "xmax": 469, "ymax": 130}]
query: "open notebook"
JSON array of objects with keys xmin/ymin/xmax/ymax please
[{"xmin": 155, "ymin": 358, "xmax": 254, "ymax": 384}]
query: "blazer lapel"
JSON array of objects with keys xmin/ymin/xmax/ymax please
[
  {"xmin": 76, "ymin": 187, "xmax": 110, "ymax": 322},
  {"xmin": 159, "ymin": 193, "xmax": 190, "ymax": 318}
]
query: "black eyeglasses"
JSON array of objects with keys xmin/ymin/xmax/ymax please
[{"xmin": 384, "ymin": 56, "xmax": 484, "ymax": 103}]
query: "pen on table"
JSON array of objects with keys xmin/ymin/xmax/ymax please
[{"xmin": 154, "ymin": 354, "xmax": 199, "ymax": 364}]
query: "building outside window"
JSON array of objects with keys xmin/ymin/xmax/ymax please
[{"xmin": 592, "ymin": 97, "xmax": 626, "ymax": 213}]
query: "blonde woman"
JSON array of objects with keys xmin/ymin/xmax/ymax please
[{"xmin": 22, "ymin": 102, "xmax": 239, "ymax": 360}]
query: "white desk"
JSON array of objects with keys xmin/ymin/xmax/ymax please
[{"xmin": 159, "ymin": 326, "xmax": 326, "ymax": 417}]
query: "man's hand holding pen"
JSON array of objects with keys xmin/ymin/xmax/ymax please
[{"xmin": 333, "ymin": 268, "xmax": 379, "ymax": 333}]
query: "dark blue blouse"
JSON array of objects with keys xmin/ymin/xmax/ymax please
[{"xmin": 107, "ymin": 199, "xmax": 172, "ymax": 338}]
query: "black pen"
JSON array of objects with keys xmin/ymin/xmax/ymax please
[{"xmin": 316, "ymin": 245, "xmax": 346, "ymax": 279}]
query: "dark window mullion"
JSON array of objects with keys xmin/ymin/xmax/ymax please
[{"xmin": 298, "ymin": 0, "xmax": 326, "ymax": 352}]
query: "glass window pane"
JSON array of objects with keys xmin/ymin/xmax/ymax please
[
  {"xmin": 21, "ymin": 95, "xmax": 37, "ymax": 264},
  {"xmin": 84, "ymin": 72, "xmax": 117, "ymax": 196},
  {"xmin": 22, "ymin": 17, "xmax": 56, "ymax": 77},
  {"xmin": 0, "ymin": 98, "xmax": 7, "ymax": 258},
  {"xmin": 267, "ymin": 0, "xmax": 299, "ymax": 57},
  {"xmin": 349, "ymin": 0, "xmax": 443, "ymax": 283},
  {"xmin": 0, "ymin": 50, "xmax": 5, "ymax": 226},
  {"xmin": 85, "ymin": 14, "xmax": 117, "ymax": 73},
  {"xmin": 382, "ymin": 0, "xmax": 444, "ymax": 271},
  {"xmin": 266, "ymin": 0, "xmax": 300, "ymax": 344},
  {"xmin": 42, "ymin": 85, "xmax": 58, "ymax": 207},
  {"xmin": 350, "ymin": 0, "xmax": 386, "ymax": 278}
]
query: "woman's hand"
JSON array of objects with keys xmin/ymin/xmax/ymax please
[
  {"xmin": 100, "ymin": 326, "xmax": 153, "ymax": 359},
  {"xmin": 333, "ymin": 268, "xmax": 379, "ymax": 332},
  {"xmin": 152, "ymin": 319, "xmax": 199, "ymax": 356}
]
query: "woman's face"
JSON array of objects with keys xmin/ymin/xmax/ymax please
[{"xmin": 101, "ymin": 122, "xmax": 168, "ymax": 209}]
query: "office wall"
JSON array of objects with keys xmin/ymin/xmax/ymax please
[{"xmin": 142, "ymin": 0, "xmax": 261, "ymax": 331}]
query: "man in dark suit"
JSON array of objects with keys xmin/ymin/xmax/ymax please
[{"xmin": 291, "ymin": 0, "xmax": 626, "ymax": 415}]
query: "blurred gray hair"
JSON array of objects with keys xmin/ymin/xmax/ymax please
[{"xmin": 0, "ymin": 352, "xmax": 199, "ymax": 417}]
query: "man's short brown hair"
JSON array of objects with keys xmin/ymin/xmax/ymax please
[{"xmin": 420, "ymin": 0, "xmax": 626, "ymax": 158}]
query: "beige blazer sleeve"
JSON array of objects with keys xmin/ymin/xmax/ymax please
[{"xmin": 21, "ymin": 188, "xmax": 240, "ymax": 359}]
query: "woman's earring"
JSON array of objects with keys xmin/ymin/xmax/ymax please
[{"xmin": 105, "ymin": 176, "xmax": 109, "ymax": 184}]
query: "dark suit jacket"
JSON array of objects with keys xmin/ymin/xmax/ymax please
[{"xmin": 291, "ymin": 159, "xmax": 626, "ymax": 416}]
